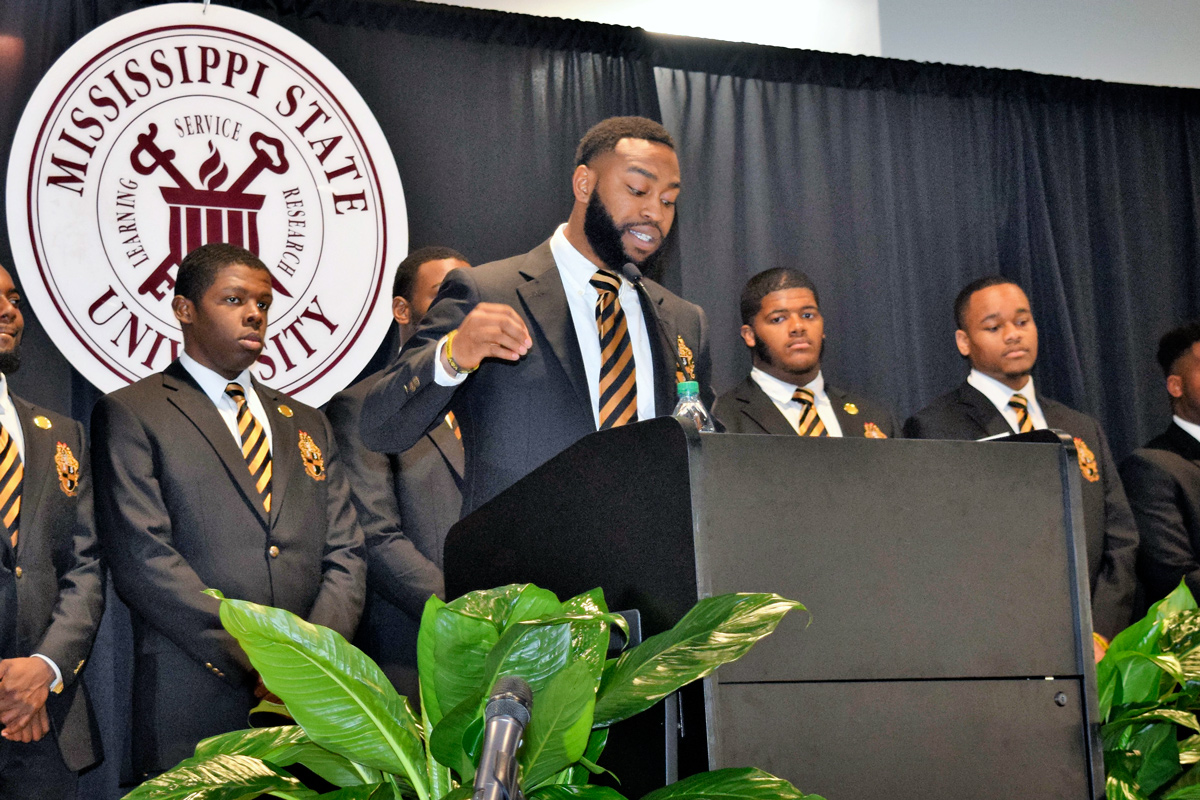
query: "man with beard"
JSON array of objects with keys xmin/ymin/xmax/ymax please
[
  {"xmin": 326, "ymin": 246, "xmax": 470, "ymax": 697},
  {"xmin": 714, "ymin": 268, "xmax": 898, "ymax": 438},
  {"xmin": 0, "ymin": 264, "xmax": 103, "ymax": 797},
  {"xmin": 904, "ymin": 275, "xmax": 1137, "ymax": 648},
  {"xmin": 362, "ymin": 117, "xmax": 713, "ymax": 515}
]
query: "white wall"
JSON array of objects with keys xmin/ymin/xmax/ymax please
[{"xmin": 417, "ymin": 0, "xmax": 1200, "ymax": 89}]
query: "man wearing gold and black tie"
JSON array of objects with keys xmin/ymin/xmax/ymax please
[
  {"xmin": 904, "ymin": 275, "xmax": 1138, "ymax": 649},
  {"xmin": 714, "ymin": 268, "xmax": 898, "ymax": 438},
  {"xmin": 326, "ymin": 246, "xmax": 470, "ymax": 699},
  {"xmin": 362, "ymin": 117, "xmax": 713, "ymax": 516},
  {"xmin": 0, "ymin": 263, "xmax": 103, "ymax": 798},
  {"xmin": 92, "ymin": 243, "xmax": 365, "ymax": 780}
]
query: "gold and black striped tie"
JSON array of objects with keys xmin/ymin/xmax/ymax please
[
  {"xmin": 1009, "ymin": 393, "xmax": 1035, "ymax": 433},
  {"xmin": 792, "ymin": 388, "xmax": 827, "ymax": 437},
  {"xmin": 591, "ymin": 270, "xmax": 638, "ymax": 429},
  {"xmin": 445, "ymin": 411, "xmax": 462, "ymax": 442},
  {"xmin": 0, "ymin": 422, "xmax": 21, "ymax": 551},
  {"xmin": 226, "ymin": 383, "xmax": 272, "ymax": 513}
]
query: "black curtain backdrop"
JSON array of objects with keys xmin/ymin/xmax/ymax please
[
  {"xmin": 1, "ymin": 0, "xmax": 1199, "ymax": 796},
  {"xmin": 653, "ymin": 50, "xmax": 1200, "ymax": 456}
]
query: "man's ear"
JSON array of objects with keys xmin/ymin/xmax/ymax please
[
  {"xmin": 1168, "ymin": 373, "xmax": 1185, "ymax": 401},
  {"xmin": 572, "ymin": 164, "xmax": 592, "ymax": 205},
  {"xmin": 392, "ymin": 296, "xmax": 411, "ymax": 326},
  {"xmin": 739, "ymin": 324, "xmax": 756, "ymax": 349},
  {"xmin": 955, "ymin": 329, "xmax": 971, "ymax": 358},
  {"xmin": 171, "ymin": 295, "xmax": 193, "ymax": 326}
]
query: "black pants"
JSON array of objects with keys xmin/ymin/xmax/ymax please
[{"xmin": 0, "ymin": 735, "xmax": 77, "ymax": 800}]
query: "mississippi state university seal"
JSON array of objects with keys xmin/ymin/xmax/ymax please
[{"xmin": 6, "ymin": 4, "xmax": 406, "ymax": 406}]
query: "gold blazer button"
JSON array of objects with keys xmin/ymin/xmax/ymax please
[{"xmin": 268, "ymin": 545, "xmax": 280, "ymax": 558}]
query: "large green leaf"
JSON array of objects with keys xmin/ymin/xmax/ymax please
[
  {"xmin": 638, "ymin": 767, "xmax": 824, "ymax": 800},
  {"xmin": 449, "ymin": 584, "xmax": 563, "ymax": 629},
  {"xmin": 529, "ymin": 786, "xmax": 628, "ymax": 800},
  {"xmin": 318, "ymin": 785, "xmax": 400, "ymax": 800},
  {"xmin": 1131, "ymin": 721, "xmax": 1183, "ymax": 794},
  {"xmin": 417, "ymin": 598, "xmax": 455, "ymax": 800},
  {"xmin": 120, "ymin": 753, "xmax": 316, "ymax": 800},
  {"xmin": 209, "ymin": 591, "xmax": 429, "ymax": 800},
  {"xmin": 520, "ymin": 660, "xmax": 598, "ymax": 788},
  {"xmin": 1166, "ymin": 788, "xmax": 1200, "ymax": 799},
  {"xmin": 560, "ymin": 589, "xmax": 623, "ymax": 685},
  {"xmin": 430, "ymin": 619, "xmax": 575, "ymax": 776},
  {"xmin": 594, "ymin": 594, "xmax": 804, "ymax": 727},
  {"xmin": 195, "ymin": 726, "xmax": 382, "ymax": 787}
]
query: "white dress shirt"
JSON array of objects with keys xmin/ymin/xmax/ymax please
[
  {"xmin": 0, "ymin": 374, "xmax": 61, "ymax": 690},
  {"xmin": 1174, "ymin": 415, "xmax": 1200, "ymax": 445},
  {"xmin": 749, "ymin": 367, "xmax": 844, "ymax": 437},
  {"xmin": 179, "ymin": 352, "xmax": 274, "ymax": 454},
  {"xmin": 967, "ymin": 369, "xmax": 1047, "ymax": 434},
  {"xmin": 436, "ymin": 224, "xmax": 657, "ymax": 427}
]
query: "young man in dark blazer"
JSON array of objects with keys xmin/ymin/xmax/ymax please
[
  {"xmin": 0, "ymin": 265, "xmax": 104, "ymax": 798},
  {"xmin": 93, "ymin": 243, "xmax": 366, "ymax": 779},
  {"xmin": 714, "ymin": 268, "xmax": 898, "ymax": 438},
  {"xmin": 362, "ymin": 117, "xmax": 712, "ymax": 516},
  {"xmin": 904, "ymin": 276, "xmax": 1138, "ymax": 646},
  {"xmin": 325, "ymin": 246, "xmax": 470, "ymax": 699},
  {"xmin": 1121, "ymin": 321, "xmax": 1200, "ymax": 609}
]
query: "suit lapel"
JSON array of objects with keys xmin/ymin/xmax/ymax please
[
  {"xmin": 955, "ymin": 383, "xmax": 1013, "ymax": 438},
  {"xmin": 826, "ymin": 385, "xmax": 859, "ymax": 438},
  {"xmin": 254, "ymin": 381, "xmax": 296, "ymax": 527},
  {"xmin": 639, "ymin": 282, "xmax": 680, "ymax": 418},
  {"xmin": 163, "ymin": 362, "xmax": 269, "ymax": 527},
  {"xmin": 12, "ymin": 398, "xmax": 53, "ymax": 547},
  {"xmin": 735, "ymin": 377, "xmax": 796, "ymax": 435},
  {"xmin": 514, "ymin": 243, "xmax": 591, "ymax": 416},
  {"xmin": 429, "ymin": 417, "xmax": 465, "ymax": 479}
]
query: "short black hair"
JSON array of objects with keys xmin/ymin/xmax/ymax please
[
  {"xmin": 953, "ymin": 275, "xmax": 1023, "ymax": 330},
  {"xmin": 739, "ymin": 268, "xmax": 820, "ymax": 326},
  {"xmin": 575, "ymin": 116, "xmax": 675, "ymax": 167},
  {"xmin": 1158, "ymin": 321, "xmax": 1200, "ymax": 376},
  {"xmin": 392, "ymin": 246, "xmax": 468, "ymax": 301},
  {"xmin": 176, "ymin": 243, "xmax": 269, "ymax": 303}
]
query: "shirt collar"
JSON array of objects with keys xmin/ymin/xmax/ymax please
[
  {"xmin": 751, "ymin": 366, "xmax": 825, "ymax": 405},
  {"xmin": 0, "ymin": 373, "xmax": 10, "ymax": 406},
  {"xmin": 179, "ymin": 352, "xmax": 255, "ymax": 407},
  {"xmin": 1174, "ymin": 415, "xmax": 1200, "ymax": 446},
  {"xmin": 550, "ymin": 223, "xmax": 629, "ymax": 295},
  {"xmin": 967, "ymin": 368, "xmax": 1036, "ymax": 411}
]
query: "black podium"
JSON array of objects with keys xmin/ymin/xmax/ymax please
[{"xmin": 444, "ymin": 418, "xmax": 1103, "ymax": 800}]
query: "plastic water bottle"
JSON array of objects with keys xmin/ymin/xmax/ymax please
[{"xmin": 672, "ymin": 380, "xmax": 715, "ymax": 432}]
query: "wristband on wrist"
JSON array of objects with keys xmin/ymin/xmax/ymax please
[
  {"xmin": 445, "ymin": 329, "xmax": 478, "ymax": 375},
  {"xmin": 1093, "ymin": 631, "xmax": 1110, "ymax": 653}
]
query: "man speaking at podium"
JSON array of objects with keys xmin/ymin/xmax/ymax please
[{"xmin": 362, "ymin": 117, "xmax": 713, "ymax": 516}]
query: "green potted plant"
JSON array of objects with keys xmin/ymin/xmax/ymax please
[
  {"xmin": 123, "ymin": 583, "xmax": 825, "ymax": 800},
  {"xmin": 1098, "ymin": 581, "xmax": 1200, "ymax": 798}
]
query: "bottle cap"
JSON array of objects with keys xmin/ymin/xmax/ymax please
[{"xmin": 676, "ymin": 380, "xmax": 699, "ymax": 397}]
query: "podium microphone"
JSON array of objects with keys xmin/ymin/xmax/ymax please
[
  {"xmin": 474, "ymin": 676, "xmax": 533, "ymax": 800},
  {"xmin": 620, "ymin": 262, "xmax": 690, "ymax": 392}
]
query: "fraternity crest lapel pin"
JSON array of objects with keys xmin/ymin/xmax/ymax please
[
  {"xmin": 55, "ymin": 442, "xmax": 80, "ymax": 496},
  {"xmin": 1073, "ymin": 437, "xmax": 1100, "ymax": 483},
  {"xmin": 675, "ymin": 336, "xmax": 696, "ymax": 382},
  {"xmin": 298, "ymin": 431, "xmax": 326, "ymax": 481}
]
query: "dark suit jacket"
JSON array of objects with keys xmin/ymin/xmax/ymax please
[
  {"xmin": 92, "ymin": 360, "xmax": 366, "ymax": 776},
  {"xmin": 903, "ymin": 381, "xmax": 1139, "ymax": 638},
  {"xmin": 325, "ymin": 374, "xmax": 461, "ymax": 698},
  {"xmin": 0, "ymin": 397, "xmax": 103, "ymax": 772},
  {"xmin": 713, "ymin": 375, "xmax": 900, "ymax": 438},
  {"xmin": 361, "ymin": 239, "xmax": 713, "ymax": 515},
  {"xmin": 1120, "ymin": 423, "xmax": 1200, "ymax": 609}
]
